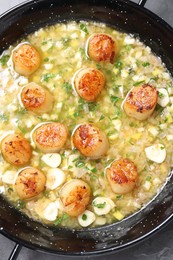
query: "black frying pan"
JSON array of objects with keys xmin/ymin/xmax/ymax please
[{"xmin": 0, "ymin": 0, "xmax": 173, "ymax": 259}]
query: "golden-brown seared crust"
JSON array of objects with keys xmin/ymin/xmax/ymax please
[
  {"xmin": 1, "ymin": 134, "xmax": 32, "ymax": 166},
  {"xmin": 74, "ymin": 68, "xmax": 105, "ymax": 101},
  {"xmin": 123, "ymin": 84, "xmax": 158, "ymax": 120},
  {"xmin": 72, "ymin": 124, "xmax": 109, "ymax": 159},
  {"xmin": 60, "ymin": 179, "xmax": 91, "ymax": 217},
  {"xmin": 15, "ymin": 167, "xmax": 46, "ymax": 199},
  {"xmin": 12, "ymin": 43, "xmax": 41, "ymax": 76},
  {"xmin": 87, "ymin": 33, "xmax": 117, "ymax": 63},
  {"xmin": 33, "ymin": 122, "xmax": 68, "ymax": 153},
  {"xmin": 21, "ymin": 82, "xmax": 54, "ymax": 114},
  {"xmin": 106, "ymin": 158, "xmax": 138, "ymax": 194}
]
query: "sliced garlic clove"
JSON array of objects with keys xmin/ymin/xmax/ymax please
[
  {"xmin": 145, "ymin": 143, "xmax": 166, "ymax": 163},
  {"xmin": 2, "ymin": 170, "xmax": 17, "ymax": 185},
  {"xmin": 158, "ymin": 88, "xmax": 170, "ymax": 107},
  {"xmin": 43, "ymin": 202, "xmax": 58, "ymax": 221},
  {"xmin": 46, "ymin": 168, "xmax": 65, "ymax": 190},
  {"xmin": 93, "ymin": 197, "xmax": 115, "ymax": 216},
  {"xmin": 41, "ymin": 153, "xmax": 61, "ymax": 168},
  {"xmin": 78, "ymin": 210, "xmax": 96, "ymax": 227}
]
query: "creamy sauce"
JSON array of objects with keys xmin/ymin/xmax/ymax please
[{"xmin": 0, "ymin": 21, "xmax": 173, "ymax": 228}]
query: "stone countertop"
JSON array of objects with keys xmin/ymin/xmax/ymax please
[{"xmin": 0, "ymin": 0, "xmax": 173, "ymax": 259}]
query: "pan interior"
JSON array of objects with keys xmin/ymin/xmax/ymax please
[{"xmin": 0, "ymin": 0, "xmax": 173, "ymax": 256}]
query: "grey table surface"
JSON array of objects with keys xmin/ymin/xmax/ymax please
[{"xmin": 0, "ymin": 0, "xmax": 173, "ymax": 259}]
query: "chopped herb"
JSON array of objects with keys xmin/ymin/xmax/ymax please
[
  {"xmin": 37, "ymin": 116, "xmax": 44, "ymax": 121},
  {"xmin": 129, "ymin": 122, "xmax": 138, "ymax": 127},
  {"xmin": 82, "ymin": 214, "xmax": 87, "ymax": 220},
  {"xmin": 110, "ymin": 95, "xmax": 120, "ymax": 104},
  {"xmin": 17, "ymin": 121, "xmax": 27, "ymax": 134},
  {"xmin": 160, "ymin": 146, "xmax": 165, "ymax": 150},
  {"xmin": 125, "ymin": 45, "xmax": 132, "ymax": 51},
  {"xmin": 113, "ymin": 84, "xmax": 120, "ymax": 93},
  {"xmin": 72, "ymin": 157, "xmax": 79, "ymax": 163},
  {"xmin": 96, "ymin": 63, "xmax": 101, "ymax": 70},
  {"xmin": 44, "ymin": 57, "xmax": 49, "ymax": 62},
  {"xmin": 75, "ymin": 161, "xmax": 85, "ymax": 168},
  {"xmin": 80, "ymin": 23, "xmax": 89, "ymax": 35},
  {"xmin": 43, "ymin": 73, "xmax": 56, "ymax": 82},
  {"xmin": 43, "ymin": 190, "xmax": 50, "ymax": 198},
  {"xmin": 142, "ymin": 62, "xmax": 150, "ymax": 67},
  {"xmin": 17, "ymin": 200, "xmax": 25, "ymax": 209},
  {"xmin": 146, "ymin": 176, "xmax": 151, "ymax": 182},
  {"xmin": 106, "ymin": 158, "xmax": 114, "ymax": 166},
  {"xmin": 54, "ymin": 213, "xmax": 69, "ymax": 225},
  {"xmin": 168, "ymin": 83, "xmax": 173, "ymax": 88},
  {"xmin": 0, "ymin": 54, "xmax": 10, "ymax": 66},
  {"xmin": 91, "ymin": 168, "xmax": 97, "ymax": 173},
  {"xmin": 99, "ymin": 114, "xmax": 105, "ymax": 121},
  {"xmin": 93, "ymin": 201, "xmax": 106, "ymax": 209},
  {"xmin": 0, "ymin": 114, "xmax": 8, "ymax": 122},
  {"xmin": 158, "ymin": 92, "xmax": 165, "ymax": 98},
  {"xmin": 42, "ymin": 41, "xmax": 47, "ymax": 45},
  {"xmin": 114, "ymin": 107, "xmax": 122, "ymax": 118},
  {"xmin": 150, "ymin": 77, "xmax": 158, "ymax": 82},
  {"xmin": 136, "ymin": 60, "xmax": 141, "ymax": 66},
  {"xmin": 8, "ymin": 187, "xmax": 13, "ymax": 193},
  {"xmin": 79, "ymin": 47, "xmax": 88, "ymax": 60},
  {"xmin": 73, "ymin": 111, "xmax": 80, "ymax": 118},
  {"xmin": 133, "ymin": 80, "xmax": 145, "ymax": 86},
  {"xmin": 17, "ymin": 108, "xmax": 27, "ymax": 115},
  {"xmin": 62, "ymin": 82, "xmax": 72, "ymax": 93},
  {"xmin": 115, "ymin": 61, "xmax": 123, "ymax": 70},
  {"xmin": 101, "ymin": 171, "xmax": 105, "ymax": 177},
  {"xmin": 107, "ymin": 130, "xmax": 115, "ymax": 137},
  {"xmin": 90, "ymin": 174, "xmax": 98, "ymax": 180},
  {"xmin": 88, "ymin": 102, "xmax": 99, "ymax": 112},
  {"xmin": 116, "ymin": 195, "xmax": 123, "ymax": 199}
]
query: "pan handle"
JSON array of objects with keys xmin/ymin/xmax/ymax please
[
  {"xmin": 138, "ymin": 0, "xmax": 148, "ymax": 7},
  {"xmin": 8, "ymin": 243, "xmax": 22, "ymax": 260}
]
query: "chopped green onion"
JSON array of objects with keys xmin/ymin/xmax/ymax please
[
  {"xmin": 93, "ymin": 201, "xmax": 106, "ymax": 209},
  {"xmin": 99, "ymin": 114, "xmax": 105, "ymax": 121},
  {"xmin": 75, "ymin": 161, "xmax": 85, "ymax": 168},
  {"xmin": 62, "ymin": 82, "xmax": 72, "ymax": 93},
  {"xmin": 44, "ymin": 57, "xmax": 49, "ymax": 62},
  {"xmin": 110, "ymin": 95, "xmax": 120, "ymax": 104},
  {"xmin": 115, "ymin": 61, "xmax": 123, "ymax": 69},
  {"xmin": 96, "ymin": 63, "xmax": 101, "ymax": 70},
  {"xmin": 133, "ymin": 80, "xmax": 145, "ymax": 86},
  {"xmin": 142, "ymin": 62, "xmax": 150, "ymax": 67},
  {"xmin": 80, "ymin": 23, "xmax": 89, "ymax": 35},
  {"xmin": 54, "ymin": 213, "xmax": 69, "ymax": 225},
  {"xmin": 0, "ymin": 55, "xmax": 10, "ymax": 66},
  {"xmin": 17, "ymin": 200, "xmax": 25, "ymax": 209},
  {"xmin": 43, "ymin": 73, "xmax": 56, "ymax": 82},
  {"xmin": 116, "ymin": 195, "xmax": 123, "ymax": 199},
  {"xmin": 82, "ymin": 214, "xmax": 87, "ymax": 220}
]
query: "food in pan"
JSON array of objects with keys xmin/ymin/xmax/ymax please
[{"xmin": 0, "ymin": 21, "xmax": 172, "ymax": 228}]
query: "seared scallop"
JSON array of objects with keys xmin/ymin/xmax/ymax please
[
  {"xmin": 73, "ymin": 68, "xmax": 105, "ymax": 101},
  {"xmin": 60, "ymin": 179, "xmax": 91, "ymax": 217},
  {"xmin": 20, "ymin": 82, "xmax": 54, "ymax": 114},
  {"xmin": 87, "ymin": 33, "xmax": 117, "ymax": 63},
  {"xmin": 1, "ymin": 134, "xmax": 32, "ymax": 166},
  {"xmin": 15, "ymin": 167, "xmax": 46, "ymax": 199},
  {"xmin": 12, "ymin": 43, "xmax": 41, "ymax": 76},
  {"xmin": 123, "ymin": 84, "xmax": 158, "ymax": 121},
  {"xmin": 106, "ymin": 158, "xmax": 138, "ymax": 194},
  {"xmin": 32, "ymin": 122, "xmax": 68, "ymax": 153},
  {"xmin": 72, "ymin": 124, "xmax": 109, "ymax": 159}
]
